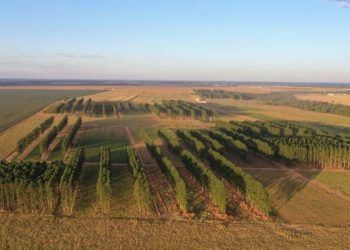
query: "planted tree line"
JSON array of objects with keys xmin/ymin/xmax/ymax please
[
  {"xmin": 126, "ymin": 147, "xmax": 152, "ymax": 213},
  {"xmin": 39, "ymin": 116, "xmax": 69, "ymax": 156},
  {"xmin": 59, "ymin": 148, "xmax": 85, "ymax": 215},
  {"xmin": 17, "ymin": 116, "xmax": 54, "ymax": 153},
  {"xmin": 62, "ymin": 117, "xmax": 82, "ymax": 153},
  {"xmin": 0, "ymin": 160, "xmax": 65, "ymax": 213},
  {"xmin": 219, "ymin": 121, "xmax": 350, "ymax": 169},
  {"xmin": 143, "ymin": 133, "xmax": 189, "ymax": 212},
  {"xmin": 177, "ymin": 128, "xmax": 271, "ymax": 214},
  {"xmin": 194, "ymin": 89, "xmax": 255, "ymax": 100},
  {"xmin": 96, "ymin": 147, "xmax": 112, "ymax": 213},
  {"xmin": 159, "ymin": 129, "xmax": 228, "ymax": 212}
]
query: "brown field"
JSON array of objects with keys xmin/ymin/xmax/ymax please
[
  {"xmin": 1, "ymin": 214, "xmax": 349, "ymax": 249},
  {"xmin": 83, "ymin": 85, "xmax": 345, "ymax": 103},
  {"xmin": 208, "ymin": 99, "xmax": 350, "ymax": 128},
  {"xmin": 0, "ymin": 112, "xmax": 54, "ymax": 159},
  {"xmin": 296, "ymin": 93, "xmax": 350, "ymax": 106}
]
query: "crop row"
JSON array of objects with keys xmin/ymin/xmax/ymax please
[
  {"xmin": 126, "ymin": 147, "xmax": 152, "ymax": 213},
  {"xmin": 96, "ymin": 147, "xmax": 112, "ymax": 212},
  {"xmin": 178, "ymin": 129, "xmax": 271, "ymax": 214},
  {"xmin": 17, "ymin": 116, "xmax": 54, "ymax": 153},
  {"xmin": 159, "ymin": 129, "xmax": 228, "ymax": 212},
  {"xmin": 144, "ymin": 134, "xmax": 189, "ymax": 212}
]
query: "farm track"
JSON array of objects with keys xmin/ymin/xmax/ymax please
[
  {"xmin": 124, "ymin": 125, "xmax": 178, "ymax": 217},
  {"xmin": 239, "ymin": 167, "xmax": 350, "ymax": 173},
  {"xmin": 160, "ymin": 145, "xmax": 219, "ymax": 219},
  {"xmin": 225, "ymin": 152, "xmax": 350, "ymax": 204},
  {"xmin": 261, "ymin": 157, "xmax": 350, "ymax": 203}
]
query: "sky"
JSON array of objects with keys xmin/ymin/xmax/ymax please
[{"xmin": 0, "ymin": 0, "xmax": 349, "ymax": 82}]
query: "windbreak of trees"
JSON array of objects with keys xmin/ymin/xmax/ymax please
[
  {"xmin": 144, "ymin": 134, "xmax": 189, "ymax": 212},
  {"xmin": 208, "ymin": 130, "xmax": 248, "ymax": 157},
  {"xmin": 179, "ymin": 150, "xmax": 228, "ymax": 212},
  {"xmin": 151, "ymin": 100, "xmax": 216, "ymax": 121},
  {"xmin": 64, "ymin": 98, "xmax": 77, "ymax": 113},
  {"xmin": 0, "ymin": 160, "xmax": 66, "ymax": 213},
  {"xmin": 17, "ymin": 116, "xmax": 55, "ymax": 153},
  {"xmin": 126, "ymin": 147, "xmax": 152, "ymax": 213},
  {"xmin": 176, "ymin": 130, "xmax": 206, "ymax": 155},
  {"xmin": 40, "ymin": 115, "xmax": 69, "ymax": 155},
  {"xmin": 56, "ymin": 115, "xmax": 68, "ymax": 133},
  {"xmin": 219, "ymin": 120, "xmax": 350, "ymax": 169},
  {"xmin": 258, "ymin": 93, "xmax": 350, "ymax": 117},
  {"xmin": 72, "ymin": 98, "xmax": 84, "ymax": 113},
  {"xmin": 190, "ymin": 130, "xmax": 224, "ymax": 153},
  {"xmin": 194, "ymin": 89, "xmax": 255, "ymax": 100},
  {"xmin": 160, "ymin": 129, "xmax": 228, "ymax": 212},
  {"xmin": 62, "ymin": 117, "xmax": 82, "ymax": 153},
  {"xmin": 83, "ymin": 98, "xmax": 92, "ymax": 115},
  {"xmin": 218, "ymin": 124, "xmax": 275, "ymax": 157},
  {"xmin": 39, "ymin": 126, "xmax": 58, "ymax": 154},
  {"xmin": 158, "ymin": 129, "xmax": 181, "ymax": 154},
  {"xmin": 206, "ymin": 149, "xmax": 271, "ymax": 214},
  {"xmin": 59, "ymin": 148, "xmax": 85, "ymax": 214},
  {"xmin": 49, "ymin": 99, "xmax": 151, "ymax": 116},
  {"xmin": 96, "ymin": 147, "xmax": 112, "ymax": 212},
  {"xmin": 177, "ymin": 129, "xmax": 270, "ymax": 214}
]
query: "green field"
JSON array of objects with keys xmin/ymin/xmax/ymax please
[
  {"xmin": 78, "ymin": 119, "xmax": 130, "ymax": 162},
  {"xmin": 297, "ymin": 170, "xmax": 350, "ymax": 197},
  {"xmin": 0, "ymin": 89, "xmax": 101, "ymax": 131}
]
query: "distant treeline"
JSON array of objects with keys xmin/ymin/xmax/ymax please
[
  {"xmin": 194, "ymin": 89, "xmax": 255, "ymax": 100},
  {"xmin": 151, "ymin": 100, "xmax": 217, "ymax": 121},
  {"xmin": 48, "ymin": 99, "xmax": 150, "ymax": 117},
  {"xmin": 47, "ymin": 98, "xmax": 217, "ymax": 122},
  {"xmin": 257, "ymin": 93, "xmax": 350, "ymax": 117},
  {"xmin": 2, "ymin": 79, "xmax": 350, "ymax": 87},
  {"xmin": 194, "ymin": 89, "xmax": 350, "ymax": 118}
]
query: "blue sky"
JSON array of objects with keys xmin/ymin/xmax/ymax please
[{"xmin": 0, "ymin": 0, "xmax": 349, "ymax": 82}]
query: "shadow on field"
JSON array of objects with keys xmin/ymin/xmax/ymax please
[
  {"xmin": 241, "ymin": 157, "xmax": 321, "ymax": 211},
  {"xmin": 201, "ymin": 102, "xmax": 248, "ymax": 116}
]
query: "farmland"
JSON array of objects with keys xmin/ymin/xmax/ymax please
[
  {"xmin": 0, "ymin": 85, "xmax": 350, "ymax": 248},
  {"xmin": 0, "ymin": 89, "xmax": 102, "ymax": 131}
]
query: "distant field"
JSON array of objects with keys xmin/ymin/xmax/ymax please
[
  {"xmin": 84, "ymin": 86, "xmax": 196, "ymax": 103},
  {"xmin": 208, "ymin": 99, "xmax": 350, "ymax": 129},
  {"xmin": 0, "ymin": 89, "xmax": 101, "ymax": 130},
  {"xmin": 295, "ymin": 93, "xmax": 350, "ymax": 106},
  {"xmin": 83, "ymin": 85, "xmax": 341, "ymax": 104}
]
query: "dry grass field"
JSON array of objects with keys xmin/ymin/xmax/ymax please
[
  {"xmin": 208, "ymin": 99, "xmax": 350, "ymax": 129},
  {"xmin": 0, "ymin": 112, "xmax": 53, "ymax": 159},
  {"xmin": 296, "ymin": 93, "xmax": 350, "ymax": 106},
  {"xmin": 1, "ymin": 214, "xmax": 349, "ymax": 249}
]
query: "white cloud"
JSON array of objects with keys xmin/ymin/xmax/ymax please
[{"xmin": 331, "ymin": 0, "xmax": 350, "ymax": 8}]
